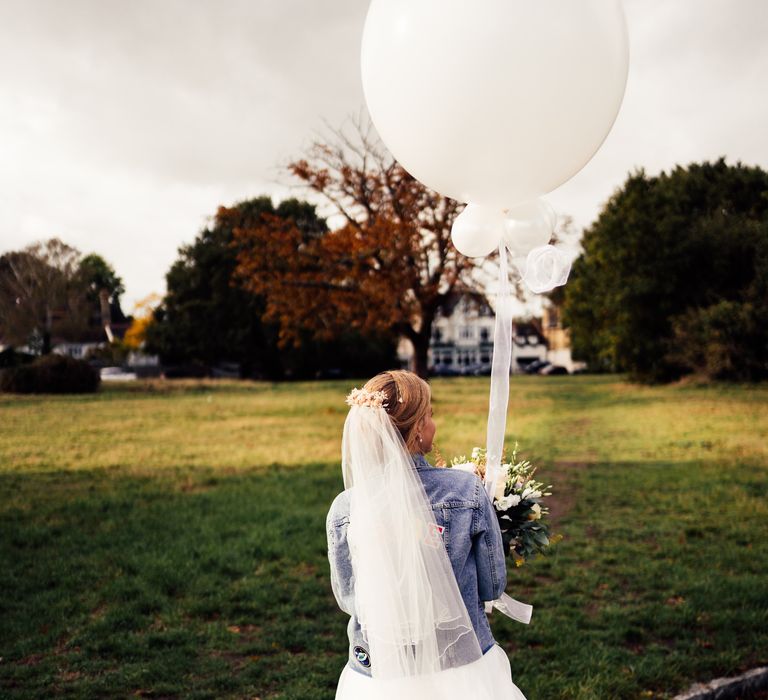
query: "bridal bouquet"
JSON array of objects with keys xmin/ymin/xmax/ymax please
[{"xmin": 439, "ymin": 444, "xmax": 557, "ymax": 565}]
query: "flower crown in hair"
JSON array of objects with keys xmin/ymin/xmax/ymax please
[{"xmin": 346, "ymin": 387, "xmax": 388, "ymax": 409}]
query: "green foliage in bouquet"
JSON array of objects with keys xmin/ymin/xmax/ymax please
[
  {"xmin": 445, "ymin": 444, "xmax": 555, "ymax": 565},
  {"xmin": 493, "ymin": 444, "xmax": 554, "ymax": 563}
]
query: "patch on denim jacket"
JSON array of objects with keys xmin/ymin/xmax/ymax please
[
  {"xmin": 353, "ymin": 645, "xmax": 371, "ymax": 668},
  {"xmin": 424, "ymin": 523, "xmax": 445, "ymax": 548}
]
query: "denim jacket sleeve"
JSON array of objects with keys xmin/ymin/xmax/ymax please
[
  {"xmin": 472, "ymin": 479, "xmax": 507, "ymax": 601},
  {"xmin": 326, "ymin": 498, "xmax": 355, "ymax": 616}
]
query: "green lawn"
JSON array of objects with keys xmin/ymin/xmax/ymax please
[{"xmin": 1, "ymin": 376, "xmax": 766, "ymax": 699}]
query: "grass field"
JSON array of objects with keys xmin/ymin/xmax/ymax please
[{"xmin": 1, "ymin": 376, "xmax": 766, "ymax": 699}]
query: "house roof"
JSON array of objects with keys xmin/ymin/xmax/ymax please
[{"xmin": 437, "ymin": 287, "xmax": 493, "ymax": 317}]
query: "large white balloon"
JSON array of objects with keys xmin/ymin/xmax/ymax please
[
  {"xmin": 451, "ymin": 204, "xmax": 505, "ymax": 258},
  {"xmin": 361, "ymin": 0, "xmax": 629, "ymax": 208}
]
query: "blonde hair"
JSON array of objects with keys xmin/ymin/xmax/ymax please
[{"xmin": 364, "ymin": 370, "xmax": 431, "ymax": 453}]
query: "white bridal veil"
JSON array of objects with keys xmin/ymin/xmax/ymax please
[{"xmin": 342, "ymin": 392, "xmax": 500, "ymax": 693}]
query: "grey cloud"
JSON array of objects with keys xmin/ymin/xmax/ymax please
[{"xmin": 1, "ymin": 0, "xmax": 767, "ymax": 308}]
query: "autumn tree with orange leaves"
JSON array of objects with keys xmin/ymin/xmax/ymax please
[{"xmin": 230, "ymin": 121, "xmax": 483, "ymax": 378}]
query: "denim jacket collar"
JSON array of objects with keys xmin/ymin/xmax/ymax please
[{"xmin": 411, "ymin": 453, "xmax": 432, "ymax": 470}]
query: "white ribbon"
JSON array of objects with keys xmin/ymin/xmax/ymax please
[
  {"xmin": 485, "ymin": 594, "xmax": 533, "ymax": 624},
  {"xmin": 484, "ymin": 241, "xmax": 532, "ymax": 626},
  {"xmin": 484, "ymin": 241, "xmax": 513, "ymax": 502}
]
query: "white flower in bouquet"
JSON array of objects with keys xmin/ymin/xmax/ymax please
[
  {"xmin": 495, "ymin": 493, "xmax": 521, "ymax": 511},
  {"xmin": 452, "ymin": 461, "xmax": 477, "ymax": 474},
  {"xmin": 521, "ymin": 486, "xmax": 542, "ymax": 500},
  {"xmin": 529, "ymin": 503, "xmax": 542, "ymax": 520}
]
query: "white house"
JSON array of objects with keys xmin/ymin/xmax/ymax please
[
  {"xmin": 397, "ymin": 290, "xmax": 581, "ymax": 374},
  {"xmin": 540, "ymin": 303, "xmax": 586, "ymax": 374},
  {"xmin": 53, "ymin": 342, "xmax": 103, "ymax": 360},
  {"xmin": 429, "ymin": 292, "xmax": 496, "ymax": 373}
]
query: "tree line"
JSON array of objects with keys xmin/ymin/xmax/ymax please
[
  {"xmin": 562, "ymin": 158, "xmax": 768, "ymax": 382},
  {"xmin": 140, "ymin": 122, "xmax": 483, "ymax": 379},
  {"xmin": 2, "ymin": 130, "xmax": 766, "ymax": 383},
  {"xmin": 0, "ymin": 239, "xmax": 127, "ymax": 357}
]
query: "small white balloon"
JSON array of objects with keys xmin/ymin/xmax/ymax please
[
  {"xmin": 522, "ymin": 245, "xmax": 572, "ymax": 293},
  {"xmin": 451, "ymin": 204, "xmax": 505, "ymax": 258},
  {"xmin": 502, "ymin": 199, "xmax": 556, "ymax": 257},
  {"xmin": 540, "ymin": 199, "xmax": 558, "ymax": 231}
]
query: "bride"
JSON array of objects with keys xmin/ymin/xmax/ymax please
[{"xmin": 326, "ymin": 370, "xmax": 527, "ymax": 699}]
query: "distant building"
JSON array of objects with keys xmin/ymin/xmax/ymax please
[
  {"xmin": 510, "ymin": 319, "xmax": 548, "ymax": 373},
  {"xmin": 52, "ymin": 298, "xmax": 131, "ymax": 360},
  {"xmin": 53, "ymin": 342, "xmax": 103, "ymax": 360},
  {"xmin": 540, "ymin": 302, "xmax": 585, "ymax": 373},
  {"xmin": 396, "ymin": 289, "xmax": 583, "ymax": 375},
  {"xmin": 430, "ymin": 291, "xmax": 495, "ymax": 373}
]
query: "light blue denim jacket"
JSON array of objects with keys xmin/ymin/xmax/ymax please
[{"xmin": 326, "ymin": 453, "xmax": 508, "ymax": 677}]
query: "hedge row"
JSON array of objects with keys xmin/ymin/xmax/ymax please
[{"xmin": 0, "ymin": 354, "xmax": 100, "ymax": 394}]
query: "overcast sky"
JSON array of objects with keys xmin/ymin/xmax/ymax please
[{"xmin": 1, "ymin": 0, "xmax": 767, "ymax": 312}]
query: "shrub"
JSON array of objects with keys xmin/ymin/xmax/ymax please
[
  {"xmin": 0, "ymin": 354, "xmax": 100, "ymax": 394},
  {"xmin": 85, "ymin": 341, "xmax": 130, "ymax": 366},
  {"xmin": 0, "ymin": 347, "xmax": 35, "ymax": 369},
  {"xmin": 667, "ymin": 301, "xmax": 768, "ymax": 381}
]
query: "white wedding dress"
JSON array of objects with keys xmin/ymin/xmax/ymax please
[{"xmin": 335, "ymin": 642, "xmax": 527, "ymax": 699}]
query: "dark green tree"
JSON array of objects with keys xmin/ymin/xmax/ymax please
[
  {"xmin": 146, "ymin": 196, "xmax": 397, "ymax": 378},
  {"xmin": 562, "ymin": 159, "xmax": 768, "ymax": 382},
  {"xmin": 76, "ymin": 254, "xmax": 128, "ymax": 337},
  {"xmin": 145, "ymin": 197, "xmax": 282, "ymax": 376},
  {"xmin": 78, "ymin": 254, "xmax": 125, "ymax": 306}
]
